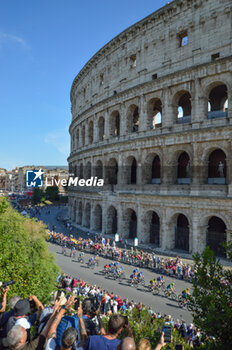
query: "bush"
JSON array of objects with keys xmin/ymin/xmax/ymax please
[{"xmin": 0, "ymin": 197, "xmax": 59, "ymax": 304}]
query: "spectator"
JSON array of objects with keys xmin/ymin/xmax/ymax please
[
  {"xmin": 86, "ymin": 315, "xmax": 133, "ymax": 350},
  {"xmin": 118, "ymin": 337, "xmax": 136, "ymax": 350}
]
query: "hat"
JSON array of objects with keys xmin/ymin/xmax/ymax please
[
  {"xmin": 14, "ymin": 299, "xmax": 31, "ymax": 316},
  {"xmin": 15, "ymin": 318, "xmax": 31, "ymax": 329}
]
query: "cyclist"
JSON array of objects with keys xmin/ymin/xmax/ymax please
[
  {"xmin": 182, "ymin": 287, "xmax": 190, "ymax": 306},
  {"xmin": 167, "ymin": 282, "xmax": 175, "ymax": 293},
  {"xmin": 137, "ymin": 271, "xmax": 144, "ymax": 282},
  {"xmin": 95, "ymin": 254, "xmax": 99, "ymax": 266},
  {"xmin": 157, "ymin": 275, "xmax": 165, "ymax": 288},
  {"xmin": 130, "ymin": 273, "xmax": 137, "ymax": 286},
  {"xmin": 149, "ymin": 279, "xmax": 156, "ymax": 288},
  {"xmin": 104, "ymin": 263, "xmax": 109, "ymax": 273}
]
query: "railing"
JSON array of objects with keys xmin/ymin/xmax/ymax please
[
  {"xmin": 207, "ymin": 110, "xmax": 228, "ymax": 119},
  {"xmin": 177, "ymin": 115, "xmax": 191, "ymax": 124}
]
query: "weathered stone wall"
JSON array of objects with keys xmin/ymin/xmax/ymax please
[{"xmin": 68, "ymin": 0, "xmax": 232, "ymax": 256}]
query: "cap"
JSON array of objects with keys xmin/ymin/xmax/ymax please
[{"xmin": 14, "ymin": 299, "xmax": 31, "ymax": 316}]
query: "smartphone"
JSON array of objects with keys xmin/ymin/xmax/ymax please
[
  {"xmin": 163, "ymin": 325, "xmax": 172, "ymax": 343},
  {"xmin": 74, "ymin": 298, "xmax": 80, "ymax": 310}
]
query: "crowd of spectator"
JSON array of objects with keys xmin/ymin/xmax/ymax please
[
  {"xmin": 0, "ymin": 277, "xmax": 204, "ymax": 350},
  {"xmin": 50, "ymin": 232, "xmax": 195, "ymax": 282}
]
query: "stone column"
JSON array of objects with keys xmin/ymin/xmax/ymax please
[
  {"xmin": 102, "ymin": 201, "xmax": 107, "ymax": 234},
  {"xmin": 93, "ymin": 115, "xmax": 98, "ymax": 142},
  {"xmin": 162, "ymin": 87, "xmax": 175, "ymax": 128},
  {"xmin": 137, "ymin": 203, "xmax": 142, "ymax": 243},
  {"xmin": 139, "ymin": 94, "xmax": 147, "ymax": 132},
  {"xmin": 90, "ymin": 203, "xmax": 94, "ymax": 230},
  {"xmin": 192, "ymin": 78, "xmax": 208, "ymax": 126},
  {"xmin": 117, "ymin": 204, "xmax": 125, "ymax": 238},
  {"xmin": 227, "ymin": 140, "xmax": 232, "ymax": 196},
  {"xmin": 104, "ymin": 108, "xmax": 109, "ymax": 140},
  {"xmin": 120, "ymin": 102, "xmax": 127, "ymax": 136},
  {"xmin": 191, "ymin": 216, "xmax": 206, "ymax": 254},
  {"xmin": 117, "ymin": 151, "xmax": 124, "ymax": 185}
]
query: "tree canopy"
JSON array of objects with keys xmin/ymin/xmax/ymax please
[{"xmin": 0, "ymin": 197, "xmax": 59, "ymax": 304}]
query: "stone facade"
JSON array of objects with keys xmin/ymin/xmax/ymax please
[{"xmin": 68, "ymin": 0, "xmax": 232, "ymax": 257}]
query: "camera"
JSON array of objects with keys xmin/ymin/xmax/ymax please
[{"xmin": 0, "ymin": 280, "xmax": 15, "ymax": 288}]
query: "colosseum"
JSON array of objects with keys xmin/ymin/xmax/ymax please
[{"xmin": 68, "ymin": 0, "xmax": 232, "ymax": 258}]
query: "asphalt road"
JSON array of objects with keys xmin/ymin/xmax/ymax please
[{"xmin": 35, "ymin": 205, "xmax": 193, "ymax": 323}]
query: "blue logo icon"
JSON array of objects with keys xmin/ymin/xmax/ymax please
[{"xmin": 26, "ymin": 169, "xmax": 44, "ymax": 188}]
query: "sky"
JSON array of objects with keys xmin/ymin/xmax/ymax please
[{"xmin": 0, "ymin": 0, "xmax": 168, "ymax": 170}]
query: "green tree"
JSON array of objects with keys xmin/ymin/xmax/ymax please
[
  {"xmin": 0, "ymin": 197, "xmax": 59, "ymax": 303},
  {"xmin": 45, "ymin": 186, "xmax": 59, "ymax": 201},
  {"xmin": 32, "ymin": 188, "xmax": 45, "ymax": 203},
  {"xmin": 190, "ymin": 246, "xmax": 232, "ymax": 349}
]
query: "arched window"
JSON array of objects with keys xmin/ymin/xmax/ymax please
[
  {"xmin": 81, "ymin": 125, "xmax": 85, "ymax": 146},
  {"xmin": 151, "ymin": 156, "xmax": 161, "ymax": 184},
  {"xmin": 88, "ymin": 121, "xmax": 93, "ymax": 144},
  {"xmin": 177, "ymin": 152, "xmax": 190, "ymax": 184},
  {"xmin": 207, "ymin": 216, "xmax": 226, "ymax": 258},
  {"xmin": 98, "ymin": 117, "xmax": 105, "ymax": 141},
  {"xmin": 208, "ymin": 149, "xmax": 226, "ymax": 184},
  {"xmin": 150, "ymin": 211, "xmax": 160, "ymax": 245},
  {"xmin": 131, "ymin": 158, "xmax": 137, "ymax": 184},
  {"xmin": 208, "ymin": 84, "xmax": 228, "ymax": 119},
  {"xmin": 177, "ymin": 92, "xmax": 191, "ymax": 123},
  {"xmin": 107, "ymin": 206, "xmax": 117, "ymax": 234},
  {"xmin": 109, "ymin": 111, "xmax": 120, "ymax": 137},
  {"xmin": 175, "ymin": 214, "xmax": 189, "ymax": 252},
  {"xmin": 147, "ymin": 99, "xmax": 162, "ymax": 129}
]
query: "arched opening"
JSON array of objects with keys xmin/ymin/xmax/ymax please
[
  {"xmin": 77, "ymin": 202, "xmax": 82, "ymax": 225},
  {"xmin": 147, "ymin": 98, "xmax": 162, "ymax": 129},
  {"xmin": 73, "ymin": 200, "xmax": 76, "ymax": 222},
  {"xmin": 127, "ymin": 105, "xmax": 139, "ymax": 133},
  {"xmin": 125, "ymin": 209, "xmax": 137, "ymax": 239},
  {"xmin": 88, "ymin": 121, "xmax": 93, "ymax": 144},
  {"xmin": 98, "ymin": 117, "xmax": 105, "ymax": 141},
  {"xmin": 131, "ymin": 158, "xmax": 137, "ymax": 184},
  {"xmin": 208, "ymin": 84, "xmax": 228, "ymax": 119},
  {"xmin": 81, "ymin": 125, "xmax": 85, "ymax": 146},
  {"xmin": 151, "ymin": 155, "xmax": 161, "ymax": 184},
  {"xmin": 207, "ymin": 216, "xmax": 226, "ymax": 258},
  {"xmin": 175, "ymin": 214, "xmax": 189, "ymax": 252},
  {"xmin": 85, "ymin": 161, "xmax": 91, "ymax": 179},
  {"xmin": 208, "ymin": 149, "xmax": 226, "ymax": 184},
  {"xmin": 177, "ymin": 92, "xmax": 191, "ymax": 124},
  {"xmin": 95, "ymin": 160, "xmax": 103, "ymax": 179},
  {"xmin": 125, "ymin": 156, "xmax": 137, "ymax": 184},
  {"xmin": 149, "ymin": 211, "xmax": 160, "ymax": 245},
  {"xmin": 76, "ymin": 128, "xmax": 79, "ymax": 149},
  {"xmin": 143, "ymin": 153, "xmax": 161, "ymax": 184},
  {"xmin": 107, "ymin": 206, "xmax": 117, "ymax": 234},
  {"xmin": 109, "ymin": 111, "xmax": 120, "ymax": 137},
  {"xmin": 177, "ymin": 152, "xmax": 190, "ymax": 184},
  {"xmin": 79, "ymin": 163, "xmax": 83, "ymax": 178},
  {"xmin": 106, "ymin": 158, "xmax": 118, "ymax": 185},
  {"xmin": 84, "ymin": 203, "xmax": 91, "ymax": 228},
  {"xmin": 94, "ymin": 204, "xmax": 102, "ymax": 231}
]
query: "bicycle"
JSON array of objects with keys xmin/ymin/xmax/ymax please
[
  {"xmin": 178, "ymin": 296, "xmax": 193, "ymax": 311},
  {"xmin": 164, "ymin": 289, "xmax": 177, "ymax": 301}
]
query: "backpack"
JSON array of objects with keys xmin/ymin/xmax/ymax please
[{"xmin": 56, "ymin": 315, "xmax": 87, "ymax": 347}]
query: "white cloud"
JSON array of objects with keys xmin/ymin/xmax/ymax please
[
  {"xmin": 0, "ymin": 32, "xmax": 27, "ymax": 49},
  {"xmin": 44, "ymin": 127, "xmax": 70, "ymax": 155}
]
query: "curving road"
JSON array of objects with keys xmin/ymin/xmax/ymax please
[{"xmin": 36, "ymin": 206, "xmax": 193, "ymax": 323}]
